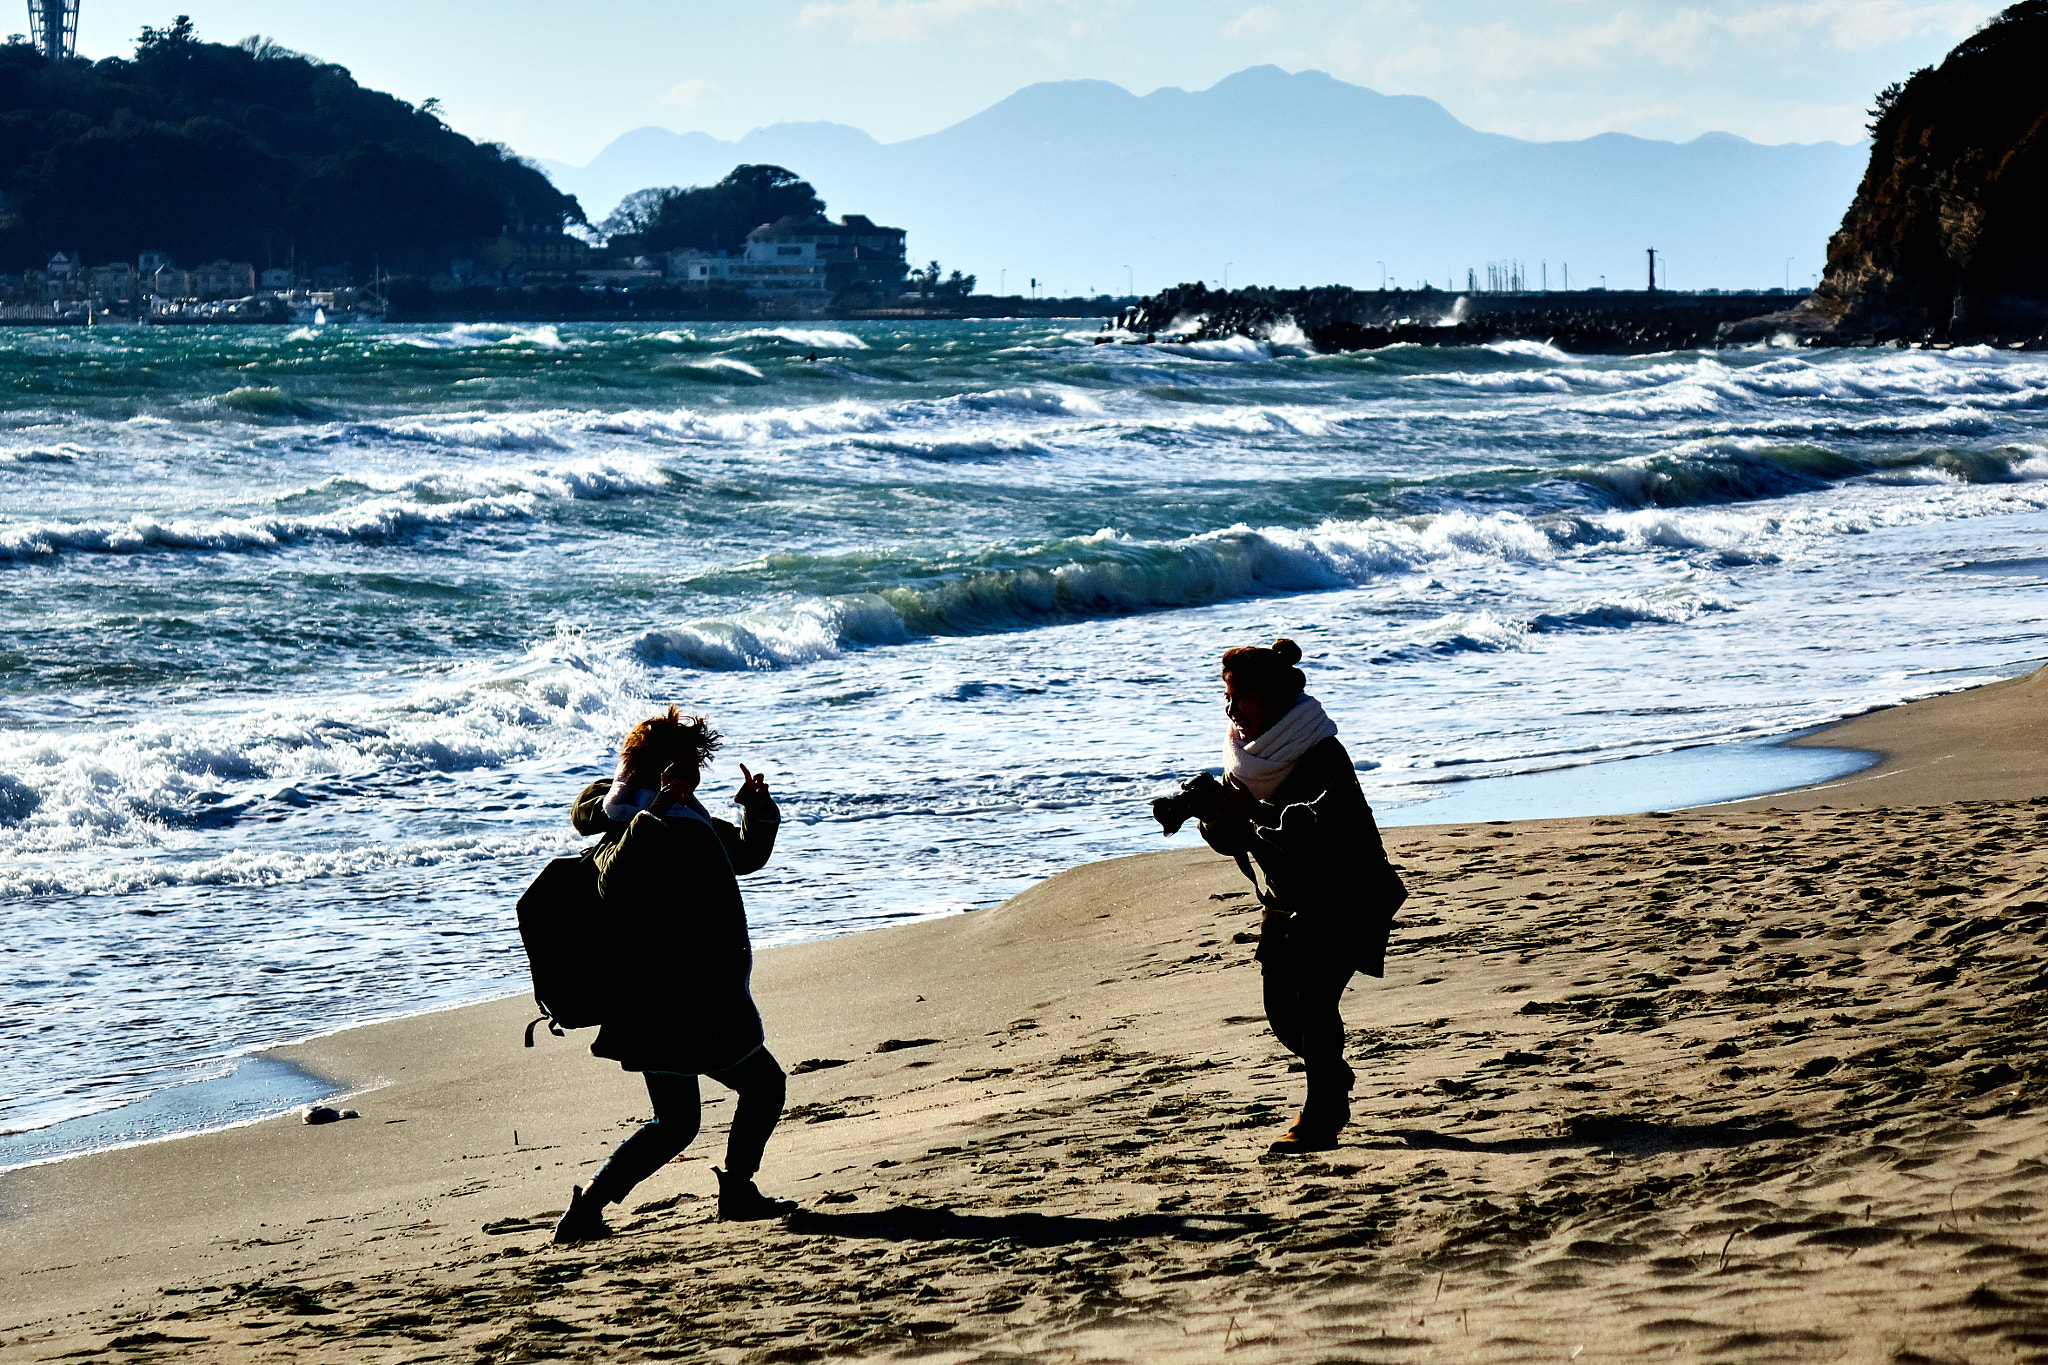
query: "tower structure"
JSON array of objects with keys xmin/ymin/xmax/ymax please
[{"xmin": 27, "ymin": 0, "xmax": 78, "ymax": 60}]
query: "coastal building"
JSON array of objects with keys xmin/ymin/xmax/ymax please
[
  {"xmin": 193, "ymin": 260, "xmax": 257, "ymax": 299},
  {"xmin": 751, "ymin": 214, "xmax": 907, "ymax": 295},
  {"xmin": 43, "ymin": 252, "xmax": 79, "ymax": 300},
  {"xmin": 473, "ymin": 228, "xmax": 592, "ymax": 281},
  {"xmin": 669, "ymin": 213, "xmax": 909, "ymax": 304},
  {"xmin": 152, "ymin": 269, "xmax": 197, "ymax": 299},
  {"xmin": 260, "ymin": 267, "xmax": 292, "ymax": 291},
  {"xmin": 86, "ymin": 263, "xmax": 135, "ymax": 301},
  {"xmin": 670, "ymin": 245, "xmax": 830, "ymax": 306}
]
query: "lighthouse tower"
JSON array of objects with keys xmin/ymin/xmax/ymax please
[{"xmin": 27, "ymin": 0, "xmax": 79, "ymax": 60}]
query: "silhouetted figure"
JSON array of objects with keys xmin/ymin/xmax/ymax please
[
  {"xmin": 1193, "ymin": 639, "xmax": 1406, "ymax": 1152},
  {"xmin": 551, "ymin": 708, "xmax": 796, "ymax": 1242}
]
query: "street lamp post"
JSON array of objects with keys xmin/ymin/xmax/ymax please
[
  {"xmin": 1124, "ymin": 264, "xmax": 1132, "ymax": 298},
  {"xmin": 1784, "ymin": 257, "xmax": 1794, "ymax": 291},
  {"xmin": 1377, "ymin": 261, "xmax": 1386, "ymax": 290}
]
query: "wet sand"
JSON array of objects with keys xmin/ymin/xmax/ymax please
[{"xmin": 4, "ymin": 666, "xmax": 2046, "ymax": 1363}]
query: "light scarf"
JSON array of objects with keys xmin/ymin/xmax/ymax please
[
  {"xmin": 603, "ymin": 774, "xmax": 713, "ymax": 827},
  {"xmin": 1223, "ymin": 693, "xmax": 1339, "ymax": 800}
]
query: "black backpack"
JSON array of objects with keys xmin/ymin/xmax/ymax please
[{"xmin": 517, "ymin": 847, "xmax": 609, "ymax": 1047}]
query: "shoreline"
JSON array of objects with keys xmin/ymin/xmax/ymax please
[
  {"xmin": 7, "ymin": 661, "xmax": 2036, "ymax": 1168},
  {"xmin": 5, "ymin": 664, "xmax": 2044, "ymax": 1361}
]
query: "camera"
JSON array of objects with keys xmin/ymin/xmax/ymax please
[{"xmin": 1151, "ymin": 771, "xmax": 1226, "ymax": 836}]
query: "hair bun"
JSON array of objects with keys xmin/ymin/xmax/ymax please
[{"xmin": 1271, "ymin": 637, "xmax": 1302, "ymax": 665}]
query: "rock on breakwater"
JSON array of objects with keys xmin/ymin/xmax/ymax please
[{"xmin": 1113, "ymin": 283, "xmax": 1807, "ymax": 355}]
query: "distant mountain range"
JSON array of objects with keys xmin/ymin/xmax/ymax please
[{"xmin": 539, "ymin": 66, "xmax": 1865, "ymax": 293}]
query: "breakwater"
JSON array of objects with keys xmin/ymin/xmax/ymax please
[{"xmin": 1112, "ymin": 284, "xmax": 1803, "ymax": 354}]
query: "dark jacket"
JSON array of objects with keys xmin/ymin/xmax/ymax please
[
  {"xmin": 569, "ymin": 778, "xmax": 780, "ymax": 1074},
  {"xmin": 1198, "ymin": 736, "xmax": 1405, "ymax": 977}
]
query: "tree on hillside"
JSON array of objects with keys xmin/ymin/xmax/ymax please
[
  {"xmin": 135, "ymin": 14, "xmax": 196, "ymax": 51},
  {"xmin": 600, "ymin": 186, "xmax": 680, "ymax": 241},
  {"xmin": 638, "ymin": 165, "xmax": 826, "ymax": 254},
  {"xmin": 0, "ymin": 18, "xmax": 581, "ymax": 272}
]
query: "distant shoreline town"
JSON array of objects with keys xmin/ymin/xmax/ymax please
[{"xmin": 0, "ymin": 213, "xmax": 1136, "ymax": 326}]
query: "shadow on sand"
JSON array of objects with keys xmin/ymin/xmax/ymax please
[
  {"xmin": 1371, "ymin": 1115, "xmax": 1802, "ymax": 1157},
  {"xmin": 783, "ymin": 1205, "xmax": 1274, "ymax": 1246}
]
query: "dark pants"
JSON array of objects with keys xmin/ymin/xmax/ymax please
[
  {"xmin": 586, "ymin": 1047, "xmax": 787, "ymax": 1205},
  {"xmin": 1262, "ymin": 957, "xmax": 1357, "ymax": 1129}
]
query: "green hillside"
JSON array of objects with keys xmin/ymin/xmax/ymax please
[{"xmin": 0, "ymin": 18, "xmax": 582, "ymax": 273}]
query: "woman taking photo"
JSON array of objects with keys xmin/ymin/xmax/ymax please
[
  {"xmin": 551, "ymin": 706, "xmax": 795, "ymax": 1243},
  {"xmin": 1193, "ymin": 638, "xmax": 1405, "ymax": 1153}
]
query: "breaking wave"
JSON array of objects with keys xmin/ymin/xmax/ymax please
[
  {"xmin": 621, "ymin": 511, "xmax": 1746, "ymax": 669},
  {"xmin": 212, "ymin": 386, "xmax": 330, "ymax": 420},
  {"xmin": 0, "ymin": 832, "xmax": 559, "ymax": 900},
  {"xmin": 0, "ymin": 493, "xmax": 538, "ymax": 561},
  {"xmin": 397, "ymin": 323, "xmax": 570, "ymax": 351},
  {"xmin": 729, "ymin": 327, "xmax": 869, "ymax": 351},
  {"xmin": 360, "ymin": 387, "xmax": 1106, "ymax": 451},
  {"xmin": 0, "ymin": 633, "xmax": 638, "ymax": 864}
]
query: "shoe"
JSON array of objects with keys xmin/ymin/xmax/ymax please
[
  {"xmin": 550, "ymin": 1184, "xmax": 613, "ymax": 1244},
  {"xmin": 715, "ymin": 1166, "xmax": 797, "ymax": 1221},
  {"xmin": 1266, "ymin": 1113, "xmax": 1342, "ymax": 1154}
]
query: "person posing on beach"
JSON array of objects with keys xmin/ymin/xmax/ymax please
[
  {"xmin": 1192, "ymin": 639, "xmax": 1406, "ymax": 1153},
  {"xmin": 551, "ymin": 706, "xmax": 796, "ymax": 1242}
]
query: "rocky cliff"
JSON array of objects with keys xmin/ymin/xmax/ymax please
[{"xmin": 1732, "ymin": 2, "xmax": 2048, "ymax": 345}]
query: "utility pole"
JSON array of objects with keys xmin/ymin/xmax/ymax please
[{"xmin": 1647, "ymin": 248, "xmax": 1657, "ymax": 293}]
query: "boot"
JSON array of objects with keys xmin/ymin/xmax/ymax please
[
  {"xmin": 550, "ymin": 1184, "xmax": 613, "ymax": 1244},
  {"xmin": 715, "ymin": 1166, "xmax": 797, "ymax": 1221},
  {"xmin": 1268, "ymin": 1064, "xmax": 1352, "ymax": 1154},
  {"xmin": 1266, "ymin": 1111, "xmax": 1343, "ymax": 1153}
]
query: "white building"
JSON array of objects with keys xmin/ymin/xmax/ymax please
[{"xmin": 669, "ymin": 239, "xmax": 831, "ymax": 305}]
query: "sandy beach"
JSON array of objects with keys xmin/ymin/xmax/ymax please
[{"xmin": 4, "ymin": 665, "xmax": 2046, "ymax": 1363}]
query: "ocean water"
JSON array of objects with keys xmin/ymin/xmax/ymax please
[{"xmin": 4, "ymin": 319, "xmax": 2047, "ymax": 1156}]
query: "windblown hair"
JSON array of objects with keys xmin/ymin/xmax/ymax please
[
  {"xmin": 618, "ymin": 706, "xmax": 721, "ymax": 785},
  {"xmin": 1221, "ymin": 637, "xmax": 1307, "ymax": 704}
]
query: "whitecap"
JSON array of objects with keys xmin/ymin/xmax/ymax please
[{"xmin": 728, "ymin": 326, "xmax": 869, "ymax": 351}]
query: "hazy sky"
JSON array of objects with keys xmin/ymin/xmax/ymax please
[{"xmin": 73, "ymin": 1, "xmax": 2003, "ymax": 164}]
